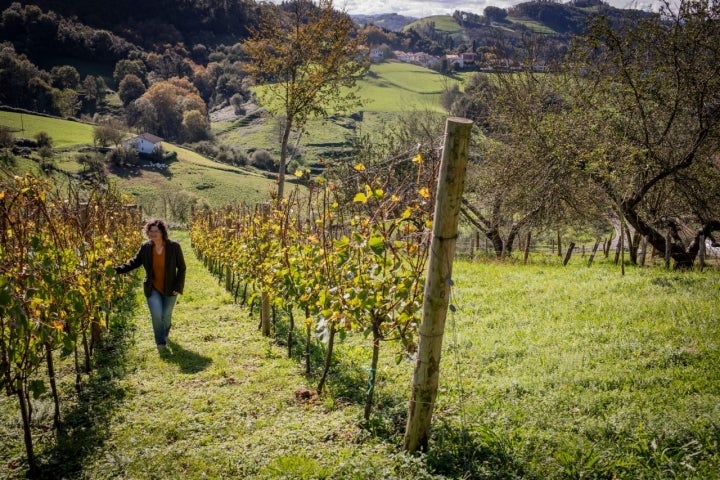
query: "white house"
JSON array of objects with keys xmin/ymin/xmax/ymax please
[{"xmin": 123, "ymin": 133, "xmax": 163, "ymax": 154}]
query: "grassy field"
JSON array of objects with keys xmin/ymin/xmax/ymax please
[
  {"xmin": 0, "ymin": 111, "xmax": 95, "ymax": 148},
  {"xmin": 403, "ymin": 15, "xmax": 467, "ymax": 42},
  {"xmin": 2, "ymin": 231, "xmax": 718, "ymax": 479},
  {"xmin": 223, "ymin": 61, "xmax": 462, "ymax": 166},
  {"xmin": 0, "ymin": 111, "xmax": 280, "ymax": 208}
]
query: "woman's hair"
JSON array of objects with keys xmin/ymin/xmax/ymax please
[{"xmin": 144, "ymin": 218, "xmax": 169, "ymax": 242}]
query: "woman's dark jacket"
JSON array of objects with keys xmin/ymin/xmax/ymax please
[{"xmin": 114, "ymin": 240, "xmax": 186, "ymax": 297}]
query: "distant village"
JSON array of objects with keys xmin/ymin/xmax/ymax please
[{"xmin": 369, "ymin": 48, "xmax": 543, "ymax": 73}]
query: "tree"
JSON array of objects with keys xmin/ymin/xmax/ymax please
[
  {"xmin": 0, "ymin": 125, "xmax": 13, "ymax": 162},
  {"xmin": 93, "ymin": 118, "xmax": 125, "ymax": 148},
  {"xmin": 133, "ymin": 77, "xmax": 207, "ymax": 140},
  {"xmin": 562, "ymin": 0, "xmax": 720, "ymax": 267},
  {"xmin": 476, "ymin": 0, "xmax": 720, "ymax": 267},
  {"xmin": 52, "ymin": 88, "xmax": 80, "ymax": 118},
  {"xmin": 181, "ymin": 109, "xmax": 210, "ymax": 142},
  {"xmin": 242, "ymin": 0, "xmax": 368, "ymax": 202},
  {"xmin": 50, "ymin": 65, "xmax": 80, "ymax": 90},
  {"xmin": 113, "ymin": 58, "xmax": 147, "ymax": 88},
  {"xmin": 118, "ymin": 73, "xmax": 146, "ymax": 106}
]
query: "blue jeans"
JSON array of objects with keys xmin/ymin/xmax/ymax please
[{"xmin": 146, "ymin": 289, "xmax": 177, "ymax": 346}]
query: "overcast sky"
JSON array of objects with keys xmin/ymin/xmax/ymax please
[{"xmin": 267, "ymin": 0, "xmax": 661, "ymax": 18}]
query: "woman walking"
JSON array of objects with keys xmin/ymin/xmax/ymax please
[{"xmin": 114, "ymin": 218, "xmax": 186, "ymax": 351}]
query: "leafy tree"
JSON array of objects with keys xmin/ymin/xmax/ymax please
[
  {"xmin": 566, "ymin": 0, "xmax": 720, "ymax": 267},
  {"xmin": 82, "ymin": 74, "xmax": 99, "ymax": 109},
  {"xmin": 181, "ymin": 109, "xmax": 210, "ymax": 142},
  {"xmin": 118, "ymin": 73, "xmax": 146, "ymax": 106},
  {"xmin": 50, "ymin": 65, "xmax": 80, "ymax": 90},
  {"xmin": 484, "ymin": 6, "xmax": 508, "ymax": 22},
  {"xmin": 486, "ymin": 0, "xmax": 720, "ymax": 267},
  {"xmin": 242, "ymin": 0, "xmax": 369, "ymax": 202},
  {"xmin": 126, "ymin": 96, "xmax": 158, "ymax": 135},
  {"xmin": 93, "ymin": 118, "xmax": 125, "ymax": 148},
  {"xmin": 0, "ymin": 43, "xmax": 52, "ymax": 111},
  {"xmin": 0, "ymin": 125, "xmax": 13, "ymax": 163},
  {"xmin": 133, "ymin": 76, "xmax": 207, "ymax": 140},
  {"xmin": 113, "ymin": 58, "xmax": 147, "ymax": 88},
  {"xmin": 52, "ymin": 88, "xmax": 80, "ymax": 117}
]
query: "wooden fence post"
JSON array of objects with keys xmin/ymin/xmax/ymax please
[
  {"xmin": 563, "ymin": 242, "xmax": 575, "ymax": 266},
  {"xmin": 699, "ymin": 234, "xmax": 706, "ymax": 271},
  {"xmin": 404, "ymin": 117, "xmax": 472, "ymax": 453},
  {"xmin": 588, "ymin": 239, "xmax": 600, "ymax": 267},
  {"xmin": 523, "ymin": 231, "xmax": 531, "ymax": 265}
]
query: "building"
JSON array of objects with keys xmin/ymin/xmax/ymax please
[{"xmin": 123, "ymin": 133, "xmax": 163, "ymax": 154}]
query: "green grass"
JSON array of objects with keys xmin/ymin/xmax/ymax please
[
  {"xmin": 2, "ymin": 235, "xmax": 719, "ymax": 479},
  {"xmin": 229, "ymin": 62, "xmax": 460, "ymax": 165},
  {"xmin": 0, "ymin": 110, "xmax": 283, "ymax": 208},
  {"xmin": 0, "ymin": 110, "xmax": 95, "ymax": 148},
  {"xmin": 404, "ymin": 15, "xmax": 466, "ymax": 41},
  {"xmin": 507, "ymin": 18, "xmax": 558, "ymax": 34},
  {"xmin": 358, "ymin": 62, "xmax": 453, "ymax": 113}
]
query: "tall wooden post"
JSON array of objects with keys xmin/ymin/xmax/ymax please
[{"xmin": 404, "ymin": 117, "xmax": 472, "ymax": 453}]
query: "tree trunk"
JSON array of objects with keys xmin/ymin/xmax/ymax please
[
  {"xmin": 45, "ymin": 342, "xmax": 60, "ymax": 429},
  {"xmin": 261, "ymin": 291, "xmax": 271, "ymax": 337},
  {"xmin": 304, "ymin": 306, "xmax": 311, "ymax": 376},
  {"xmin": 317, "ymin": 321, "xmax": 336, "ymax": 394},
  {"xmin": 17, "ymin": 382, "xmax": 37, "ymax": 477},
  {"xmin": 277, "ymin": 117, "xmax": 293, "ymax": 203},
  {"xmin": 363, "ymin": 321, "xmax": 381, "ymax": 421},
  {"xmin": 287, "ymin": 306, "xmax": 294, "ymax": 358},
  {"xmin": 404, "ymin": 117, "xmax": 472, "ymax": 453}
]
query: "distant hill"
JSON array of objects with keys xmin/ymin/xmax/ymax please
[
  {"xmin": 351, "ymin": 13, "xmax": 417, "ymax": 31},
  {"xmin": 354, "ymin": 1, "xmax": 656, "ymax": 63}
]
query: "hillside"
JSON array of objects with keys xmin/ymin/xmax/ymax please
[
  {"xmin": 359, "ymin": 1, "xmax": 656, "ymax": 61},
  {"xmin": 0, "ymin": 110, "xmax": 280, "ymax": 214}
]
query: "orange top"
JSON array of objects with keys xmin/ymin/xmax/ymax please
[{"xmin": 152, "ymin": 244, "xmax": 166, "ymax": 294}]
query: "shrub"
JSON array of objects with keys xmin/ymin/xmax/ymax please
[
  {"xmin": 251, "ymin": 149, "xmax": 275, "ymax": 170},
  {"xmin": 105, "ymin": 146, "xmax": 138, "ymax": 166}
]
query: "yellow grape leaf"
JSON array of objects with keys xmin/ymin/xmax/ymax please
[
  {"xmin": 391, "ymin": 195, "xmax": 400, "ymax": 202},
  {"xmin": 412, "ymin": 153, "xmax": 422, "ymax": 163},
  {"xmin": 353, "ymin": 163, "xmax": 366, "ymax": 172},
  {"xmin": 419, "ymin": 187, "xmax": 430, "ymax": 198},
  {"xmin": 294, "ymin": 169, "xmax": 305, "ymax": 178},
  {"xmin": 373, "ymin": 188, "xmax": 384, "ymax": 198},
  {"xmin": 353, "ymin": 192, "xmax": 368, "ymax": 203}
]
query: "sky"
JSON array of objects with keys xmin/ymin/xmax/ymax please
[{"xmin": 268, "ymin": 0, "xmax": 661, "ymax": 18}]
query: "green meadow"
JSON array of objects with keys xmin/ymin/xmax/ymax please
[
  {"xmin": 0, "ymin": 111, "xmax": 278, "ymax": 207},
  {"xmin": 1, "ymin": 230, "xmax": 718, "ymax": 479}
]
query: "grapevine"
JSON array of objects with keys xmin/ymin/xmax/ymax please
[
  {"xmin": 0, "ymin": 172, "xmax": 141, "ymax": 475},
  {"xmin": 190, "ymin": 144, "xmax": 441, "ymax": 420}
]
